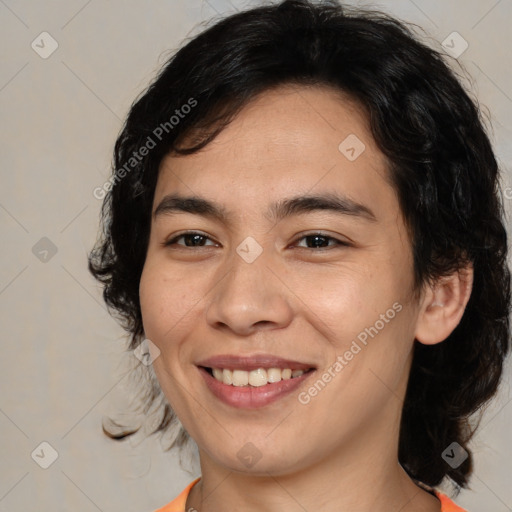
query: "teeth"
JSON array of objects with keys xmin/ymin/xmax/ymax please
[
  {"xmin": 222, "ymin": 368, "xmax": 233, "ymax": 385},
  {"xmin": 210, "ymin": 367, "xmax": 309, "ymax": 386},
  {"xmin": 267, "ymin": 368, "xmax": 282, "ymax": 383},
  {"xmin": 248, "ymin": 368, "xmax": 267, "ymax": 387},
  {"xmin": 232, "ymin": 369, "xmax": 249, "ymax": 387},
  {"xmin": 282, "ymin": 368, "xmax": 292, "ymax": 380}
]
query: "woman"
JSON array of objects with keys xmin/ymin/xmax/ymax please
[{"xmin": 88, "ymin": 1, "xmax": 511, "ymax": 511}]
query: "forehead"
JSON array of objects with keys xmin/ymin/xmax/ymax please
[{"xmin": 154, "ymin": 85, "xmax": 393, "ymax": 216}]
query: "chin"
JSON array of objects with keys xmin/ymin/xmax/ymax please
[{"xmin": 204, "ymin": 443, "xmax": 310, "ymax": 477}]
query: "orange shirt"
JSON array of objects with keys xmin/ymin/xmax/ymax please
[{"xmin": 154, "ymin": 478, "xmax": 468, "ymax": 512}]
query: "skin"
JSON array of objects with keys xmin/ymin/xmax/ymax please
[{"xmin": 139, "ymin": 84, "xmax": 473, "ymax": 512}]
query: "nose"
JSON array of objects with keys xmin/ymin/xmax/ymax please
[{"xmin": 205, "ymin": 247, "xmax": 294, "ymax": 336}]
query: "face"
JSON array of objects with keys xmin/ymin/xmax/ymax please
[{"xmin": 139, "ymin": 85, "xmax": 423, "ymax": 476}]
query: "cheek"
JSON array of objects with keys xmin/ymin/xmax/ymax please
[
  {"xmin": 302, "ymin": 307, "xmax": 415, "ymax": 427},
  {"xmin": 293, "ymin": 261, "xmax": 402, "ymax": 338},
  {"xmin": 138, "ymin": 258, "xmax": 218, "ymax": 357},
  {"xmin": 139, "ymin": 263, "xmax": 189, "ymax": 342},
  {"xmin": 139, "ymin": 267, "xmax": 166, "ymax": 336},
  {"xmin": 297, "ymin": 259, "xmax": 416, "ymax": 389}
]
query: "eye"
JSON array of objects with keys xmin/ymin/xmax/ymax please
[
  {"xmin": 162, "ymin": 231, "xmax": 350, "ymax": 250},
  {"xmin": 163, "ymin": 231, "xmax": 218, "ymax": 248},
  {"xmin": 293, "ymin": 232, "xmax": 350, "ymax": 250}
]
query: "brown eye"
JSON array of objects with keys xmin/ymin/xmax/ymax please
[
  {"xmin": 294, "ymin": 233, "xmax": 349, "ymax": 250},
  {"xmin": 164, "ymin": 231, "xmax": 217, "ymax": 248}
]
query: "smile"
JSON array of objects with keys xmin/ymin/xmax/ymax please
[
  {"xmin": 197, "ymin": 367, "xmax": 315, "ymax": 409},
  {"xmin": 205, "ymin": 367, "xmax": 313, "ymax": 387}
]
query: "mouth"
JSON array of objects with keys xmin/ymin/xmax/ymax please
[
  {"xmin": 196, "ymin": 354, "xmax": 317, "ymax": 408},
  {"xmin": 200, "ymin": 366, "xmax": 315, "ymax": 387}
]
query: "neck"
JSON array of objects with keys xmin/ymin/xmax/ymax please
[{"xmin": 186, "ymin": 420, "xmax": 440, "ymax": 512}]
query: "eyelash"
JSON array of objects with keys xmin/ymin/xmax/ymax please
[{"xmin": 162, "ymin": 231, "xmax": 350, "ymax": 250}]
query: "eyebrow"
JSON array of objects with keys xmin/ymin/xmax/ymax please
[{"xmin": 153, "ymin": 192, "xmax": 377, "ymax": 224}]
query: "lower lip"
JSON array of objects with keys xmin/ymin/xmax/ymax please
[{"xmin": 198, "ymin": 367, "xmax": 315, "ymax": 409}]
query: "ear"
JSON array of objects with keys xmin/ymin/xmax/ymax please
[{"xmin": 415, "ymin": 264, "xmax": 474, "ymax": 345}]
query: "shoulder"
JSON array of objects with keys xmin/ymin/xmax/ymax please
[
  {"xmin": 153, "ymin": 479, "xmax": 467, "ymax": 512},
  {"xmin": 435, "ymin": 490, "xmax": 469, "ymax": 512},
  {"xmin": 153, "ymin": 477, "xmax": 201, "ymax": 512}
]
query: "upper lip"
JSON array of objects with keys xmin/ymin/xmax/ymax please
[{"xmin": 196, "ymin": 354, "xmax": 316, "ymax": 371}]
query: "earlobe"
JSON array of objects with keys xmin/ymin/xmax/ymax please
[{"xmin": 415, "ymin": 264, "xmax": 474, "ymax": 346}]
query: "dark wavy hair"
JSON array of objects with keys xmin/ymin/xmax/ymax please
[{"xmin": 88, "ymin": 0, "xmax": 511, "ymax": 492}]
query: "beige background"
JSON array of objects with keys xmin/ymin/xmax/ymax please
[{"xmin": 1, "ymin": 1, "xmax": 511, "ymax": 511}]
